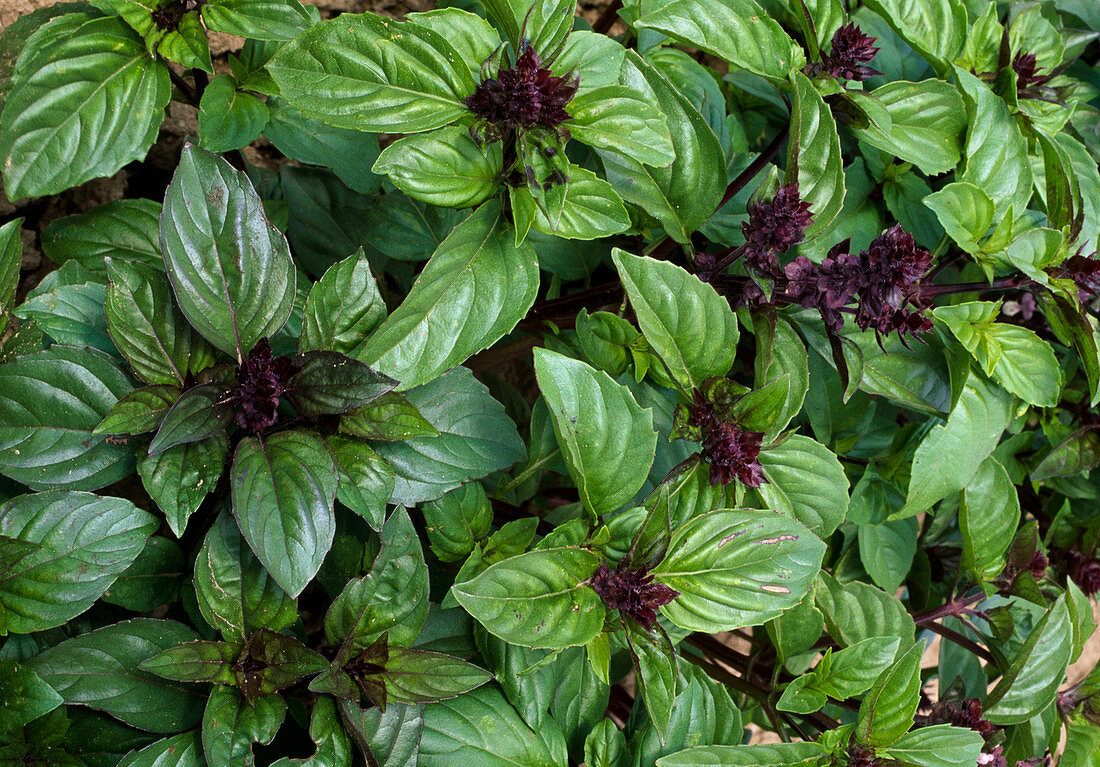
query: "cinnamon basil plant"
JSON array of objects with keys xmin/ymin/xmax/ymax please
[{"xmin": 1, "ymin": 0, "xmax": 1100, "ymax": 764}]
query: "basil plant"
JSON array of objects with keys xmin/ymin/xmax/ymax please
[{"xmin": 1, "ymin": 0, "xmax": 1100, "ymax": 764}]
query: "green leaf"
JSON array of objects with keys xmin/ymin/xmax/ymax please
[
  {"xmin": 363, "ymin": 194, "xmax": 466, "ymax": 264},
  {"xmin": 264, "ymin": 98, "xmax": 380, "ymax": 195},
  {"xmin": 850, "ymin": 79, "xmax": 965, "ymax": 176},
  {"xmin": 0, "ymin": 219, "xmax": 21, "ymax": 339},
  {"xmin": 194, "ymin": 512, "xmax": 298, "ymax": 641},
  {"xmin": 268, "ymin": 695, "xmax": 352, "ymax": 767},
  {"xmin": 0, "ymin": 659, "xmax": 63, "ymax": 732},
  {"xmin": 584, "ymin": 719, "xmax": 628, "ymax": 767},
  {"xmin": 555, "ymin": 31, "xmax": 625, "ymax": 94},
  {"xmin": 473, "ymin": 628, "xmax": 556, "ymax": 730},
  {"xmin": 372, "ymin": 368, "xmax": 526, "ymax": 504},
  {"xmin": 105, "ymin": 258, "xmax": 214, "ymax": 387},
  {"xmin": 596, "ymin": 51, "xmax": 724, "ymax": 244},
  {"xmin": 200, "ymin": 0, "xmax": 312, "ymax": 40},
  {"xmin": 0, "ymin": 15, "xmax": 170, "ymax": 200},
  {"xmin": 405, "ymin": 8, "xmax": 501, "ymax": 80},
  {"xmin": 140, "ymin": 640, "xmax": 240, "ymax": 685},
  {"xmin": 364, "ymin": 201, "xmax": 538, "ymax": 391},
  {"xmin": 653, "ymin": 509, "xmax": 826, "ymax": 633},
  {"xmin": 419, "ymin": 686, "xmax": 568, "ymax": 767},
  {"xmin": 985, "ymin": 596, "xmax": 1072, "ymax": 724},
  {"xmin": 954, "ymin": 67, "xmax": 1033, "ymax": 217},
  {"xmin": 284, "ymin": 351, "xmax": 396, "ymax": 416},
  {"xmin": 422, "ymin": 482, "xmax": 493, "ymax": 563},
  {"xmin": 95, "ymin": 384, "xmax": 178, "ymax": 437},
  {"xmin": 200, "ymin": 686, "xmax": 285, "ymax": 767},
  {"xmin": 268, "ymin": 12, "xmax": 473, "ymax": 133},
  {"xmin": 161, "ymin": 144, "xmax": 296, "ymax": 362},
  {"xmin": 198, "ymin": 73, "xmax": 269, "ymax": 153},
  {"xmin": 624, "ymin": 619, "xmax": 677, "ymax": 744},
  {"xmin": 0, "ymin": 346, "xmax": 135, "ymax": 490},
  {"xmin": 814, "ymin": 572, "xmax": 916, "ymax": 648},
  {"xmin": 566, "ymin": 86, "xmax": 674, "ymax": 167},
  {"xmin": 859, "ymin": 0, "xmax": 965, "ymax": 74},
  {"xmin": 102, "ymin": 536, "xmax": 185, "ymax": 612},
  {"xmin": 655, "ymin": 742, "xmax": 827, "ymax": 766},
  {"xmin": 635, "ymin": 0, "xmax": 804, "ymax": 80},
  {"xmin": 139, "ymin": 435, "xmax": 228, "ymax": 538},
  {"xmin": 339, "ymin": 391, "xmax": 440, "ymax": 442},
  {"xmin": 880, "ymin": 724, "xmax": 984, "ymax": 767},
  {"xmin": 533, "ymin": 349, "xmax": 657, "ymax": 518},
  {"xmin": 373, "ymin": 127, "xmax": 503, "ymax": 208},
  {"xmin": 325, "ymin": 508, "xmax": 428, "ymax": 655},
  {"xmin": 787, "ymin": 71, "xmax": 844, "ymax": 238},
  {"xmin": 856, "ymin": 639, "xmax": 924, "ymax": 748},
  {"xmin": 325, "ymin": 435, "xmax": 394, "ymax": 531},
  {"xmin": 1032, "ymin": 427, "xmax": 1100, "ymax": 482},
  {"xmin": 858, "ymin": 517, "xmax": 917, "ymax": 594},
  {"xmin": 451, "ymin": 547, "xmax": 604, "ymax": 649},
  {"xmin": 118, "ymin": 731, "xmax": 204, "ymax": 767},
  {"xmin": 754, "ymin": 434, "xmax": 849, "ymax": 538},
  {"xmin": 299, "ymin": 249, "xmax": 386, "ymax": 359},
  {"xmin": 478, "ymin": 0, "xmax": 572, "ymax": 57},
  {"xmin": 148, "ymin": 383, "xmax": 233, "ymax": 456},
  {"xmin": 15, "ymin": 278, "xmax": 115, "ymax": 354},
  {"xmin": 778, "ymin": 637, "xmax": 900, "ymax": 714},
  {"xmin": 524, "ymin": 167, "xmax": 631, "ymax": 241},
  {"xmin": 26, "ymin": 618, "xmax": 205, "ymax": 733},
  {"xmin": 934, "ymin": 302, "xmax": 1063, "ymax": 407},
  {"xmin": 960, "ymin": 456, "xmax": 1018, "ymax": 580},
  {"xmin": 41, "ymin": 199, "xmax": 162, "ymax": 272},
  {"xmin": 338, "ymin": 700, "xmax": 424, "ymax": 767},
  {"xmin": 381, "ymin": 646, "xmax": 493, "ymax": 704},
  {"xmin": 894, "ymin": 371, "xmax": 1012, "ymax": 519},
  {"xmin": 612, "ymin": 250, "xmax": 739, "ymax": 391},
  {"xmin": 922, "ymin": 182, "xmax": 994, "ymax": 254},
  {"xmin": 231, "ymin": 431, "xmax": 337, "ymax": 598}
]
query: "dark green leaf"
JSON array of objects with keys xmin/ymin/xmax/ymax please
[
  {"xmin": 285, "ymin": 351, "xmax": 397, "ymax": 416},
  {"xmin": 94, "ymin": 385, "xmax": 179, "ymax": 437},
  {"xmin": 814, "ymin": 572, "xmax": 916, "ymax": 648},
  {"xmin": 41, "ymin": 199, "xmax": 162, "ymax": 272},
  {"xmin": 14, "ymin": 275, "xmax": 115, "ymax": 354},
  {"xmin": 655, "ymin": 742, "xmax": 827, "ymax": 766},
  {"xmin": 422, "ymin": 482, "xmax": 492, "ymax": 563},
  {"xmin": 200, "ymin": 0, "xmax": 312, "ymax": 40},
  {"xmin": 0, "ymin": 219, "xmax": 20, "ymax": 339},
  {"xmin": 102, "ymin": 536, "xmax": 185, "ymax": 612},
  {"xmin": 624, "ymin": 620, "xmax": 677, "ymax": 744},
  {"xmin": 985, "ymin": 596, "xmax": 1072, "ymax": 724},
  {"xmin": 148, "ymin": 383, "xmax": 233, "ymax": 456},
  {"xmin": 267, "ymin": 695, "xmax": 351, "ymax": 766},
  {"xmin": 339, "ymin": 391, "xmax": 440, "ymax": 442},
  {"xmin": 26, "ymin": 618, "xmax": 205, "ymax": 733},
  {"xmin": 161, "ymin": 144, "xmax": 296, "ymax": 361},
  {"xmin": 325, "ymin": 435, "xmax": 394, "ymax": 531},
  {"xmin": 0, "ymin": 659, "xmax": 63, "ymax": 732},
  {"xmin": 198, "ymin": 73, "xmax": 269, "ymax": 153},
  {"xmin": 105, "ymin": 258, "xmax": 214, "ymax": 387},
  {"xmin": 139, "ymin": 435, "xmax": 228, "ymax": 538},
  {"xmin": 859, "ymin": 0, "xmax": 965, "ymax": 74},
  {"xmin": 755, "ymin": 434, "xmax": 849, "ymax": 538},
  {"xmin": 787, "ymin": 71, "xmax": 844, "ymax": 238},
  {"xmin": 299, "ymin": 249, "xmax": 386, "ymax": 359},
  {"xmin": 372, "ymin": 367, "xmax": 526, "ymax": 504},
  {"xmin": 194, "ymin": 512, "xmax": 298, "ymax": 641},
  {"xmin": 201, "ymin": 686, "xmax": 285, "ymax": 767},
  {"xmin": 338, "ymin": 700, "xmax": 424, "ymax": 767},
  {"xmin": 381, "ymin": 646, "xmax": 493, "ymax": 704},
  {"xmin": 566, "ymin": 86, "xmax": 674, "ymax": 167},
  {"xmin": 0, "ymin": 490, "xmax": 155, "ymax": 633},
  {"xmin": 850, "ymin": 79, "xmax": 965, "ymax": 175},
  {"xmin": 264, "ymin": 98, "xmax": 380, "ymax": 194},
  {"xmin": 960, "ymin": 456, "xmax": 1018, "ymax": 581},
  {"xmin": 0, "ymin": 346, "xmax": 135, "ymax": 490},
  {"xmin": 0, "ymin": 15, "xmax": 170, "ymax": 200},
  {"xmin": 118, "ymin": 731, "xmax": 204, "ymax": 767},
  {"xmin": 231, "ymin": 430, "xmax": 337, "ymax": 597},
  {"xmin": 325, "ymin": 508, "xmax": 428, "ymax": 655},
  {"xmin": 140, "ymin": 640, "xmax": 239, "ymax": 685},
  {"xmin": 880, "ymin": 724, "xmax": 984, "ymax": 767}
]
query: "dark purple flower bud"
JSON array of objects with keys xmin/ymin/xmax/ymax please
[
  {"xmin": 1067, "ymin": 549, "xmax": 1100, "ymax": 596},
  {"xmin": 1052, "ymin": 254, "xmax": 1100, "ymax": 301},
  {"xmin": 1011, "ymin": 53, "xmax": 1054, "ymax": 91},
  {"xmin": 230, "ymin": 338, "xmax": 298, "ymax": 432},
  {"xmin": 589, "ymin": 560, "xmax": 679, "ymax": 632},
  {"xmin": 822, "ymin": 23, "xmax": 881, "ymax": 82},
  {"xmin": 742, "ymin": 183, "xmax": 814, "ymax": 272},
  {"xmin": 703, "ymin": 422, "xmax": 766, "ymax": 487},
  {"xmin": 846, "ymin": 744, "xmax": 881, "ymax": 767},
  {"xmin": 464, "ymin": 44, "xmax": 578, "ymax": 135},
  {"xmin": 152, "ymin": 0, "xmax": 202, "ymax": 31},
  {"xmin": 978, "ymin": 746, "xmax": 1008, "ymax": 767},
  {"xmin": 927, "ymin": 696, "xmax": 996, "ymax": 736},
  {"xmin": 1028, "ymin": 550, "xmax": 1048, "ymax": 580},
  {"xmin": 688, "ymin": 389, "xmax": 714, "ymax": 428}
]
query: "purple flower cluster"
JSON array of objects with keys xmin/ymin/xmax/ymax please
[
  {"xmin": 1052, "ymin": 253, "xmax": 1100, "ymax": 302},
  {"xmin": 464, "ymin": 44, "xmax": 578, "ymax": 137},
  {"xmin": 1065, "ymin": 548, "xmax": 1100, "ymax": 596},
  {"xmin": 230, "ymin": 338, "xmax": 297, "ymax": 432},
  {"xmin": 152, "ymin": 0, "xmax": 202, "ymax": 31},
  {"xmin": 819, "ymin": 23, "xmax": 882, "ymax": 82},
  {"xmin": 589, "ymin": 560, "xmax": 679, "ymax": 632},
  {"xmin": 1011, "ymin": 53, "xmax": 1054, "ymax": 91},
  {"xmin": 742, "ymin": 183, "xmax": 814, "ymax": 274},
  {"xmin": 703, "ymin": 422, "xmax": 766, "ymax": 488},
  {"xmin": 785, "ymin": 225, "xmax": 933, "ymax": 338},
  {"xmin": 928, "ymin": 697, "xmax": 996, "ymax": 736},
  {"xmin": 846, "ymin": 744, "xmax": 880, "ymax": 767}
]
